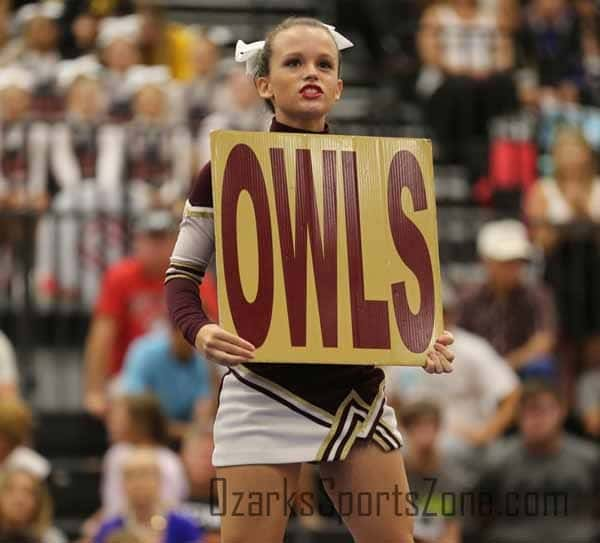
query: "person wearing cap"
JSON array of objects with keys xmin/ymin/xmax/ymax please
[
  {"xmin": 457, "ymin": 219, "xmax": 558, "ymax": 379},
  {"xmin": 119, "ymin": 65, "xmax": 192, "ymax": 210},
  {"xmin": 388, "ymin": 278, "xmax": 521, "ymax": 487},
  {"xmin": 15, "ymin": 2, "xmax": 63, "ymax": 120},
  {"xmin": 59, "ymin": 0, "xmax": 135, "ymax": 59},
  {"xmin": 83, "ymin": 210, "xmax": 179, "ymax": 418},
  {"xmin": 34, "ymin": 55, "xmax": 128, "ymax": 307},
  {"xmin": 97, "ymin": 15, "xmax": 141, "ymax": 122},
  {"xmin": 0, "ymin": 65, "xmax": 49, "ymax": 211}
]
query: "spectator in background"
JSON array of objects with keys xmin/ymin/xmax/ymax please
[
  {"xmin": 119, "ymin": 326, "xmax": 214, "ymax": 441},
  {"xmin": 59, "ymin": 0, "xmax": 135, "ymax": 59},
  {"xmin": 577, "ymin": 362, "xmax": 600, "ymax": 438},
  {"xmin": 121, "ymin": 65, "xmax": 192, "ymax": 211},
  {"xmin": 416, "ymin": 0, "xmax": 517, "ymax": 164},
  {"xmin": 0, "ymin": 1, "xmax": 23, "ymax": 66},
  {"xmin": 15, "ymin": 2, "xmax": 63, "ymax": 120},
  {"xmin": 399, "ymin": 401, "xmax": 462, "ymax": 543},
  {"xmin": 458, "ymin": 219, "xmax": 558, "ymax": 380},
  {"xmin": 185, "ymin": 31, "xmax": 220, "ymax": 139},
  {"xmin": 102, "ymin": 394, "xmax": 188, "ymax": 519},
  {"xmin": 0, "ymin": 467, "xmax": 65, "ymax": 543},
  {"xmin": 515, "ymin": 0, "xmax": 581, "ymax": 106},
  {"xmin": 95, "ymin": 447, "xmax": 202, "ymax": 543},
  {"xmin": 35, "ymin": 55, "xmax": 126, "ymax": 307},
  {"xmin": 0, "ymin": 65, "xmax": 49, "ymax": 212},
  {"xmin": 0, "ymin": 398, "xmax": 49, "ymax": 483},
  {"xmin": 525, "ymin": 128, "xmax": 600, "ymax": 251},
  {"xmin": 388, "ymin": 279, "xmax": 521, "ymax": 485},
  {"xmin": 98, "ymin": 15, "xmax": 141, "ymax": 122},
  {"xmin": 136, "ymin": 3, "xmax": 195, "ymax": 81},
  {"xmin": 83, "ymin": 210, "xmax": 177, "ymax": 418},
  {"xmin": 474, "ymin": 381, "xmax": 600, "ymax": 543},
  {"xmin": 525, "ymin": 128, "xmax": 600, "ymax": 388},
  {"xmin": 196, "ymin": 62, "xmax": 269, "ymax": 166},
  {"xmin": 0, "ymin": 330, "xmax": 19, "ymax": 398}
]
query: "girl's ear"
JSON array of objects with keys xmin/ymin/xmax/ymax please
[
  {"xmin": 255, "ymin": 76, "xmax": 274, "ymax": 100},
  {"xmin": 334, "ymin": 78, "xmax": 343, "ymax": 101}
]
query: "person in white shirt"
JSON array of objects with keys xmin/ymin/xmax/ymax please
[{"xmin": 388, "ymin": 279, "xmax": 521, "ymax": 484}]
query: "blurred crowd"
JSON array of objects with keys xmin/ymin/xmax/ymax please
[{"xmin": 0, "ymin": 0, "xmax": 600, "ymax": 542}]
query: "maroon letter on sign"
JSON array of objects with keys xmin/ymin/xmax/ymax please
[
  {"xmin": 342, "ymin": 151, "xmax": 390, "ymax": 349},
  {"xmin": 387, "ymin": 151, "xmax": 434, "ymax": 352},
  {"xmin": 271, "ymin": 148, "xmax": 338, "ymax": 347},
  {"xmin": 221, "ymin": 144, "xmax": 274, "ymax": 347}
]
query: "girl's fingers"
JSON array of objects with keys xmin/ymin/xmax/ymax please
[
  {"xmin": 424, "ymin": 350, "xmax": 452, "ymax": 374},
  {"xmin": 434, "ymin": 342, "xmax": 455, "ymax": 363},
  {"xmin": 424, "ymin": 351, "xmax": 441, "ymax": 374},
  {"xmin": 436, "ymin": 330, "xmax": 455, "ymax": 346},
  {"xmin": 215, "ymin": 329, "xmax": 256, "ymax": 352},
  {"xmin": 210, "ymin": 339, "xmax": 255, "ymax": 359}
]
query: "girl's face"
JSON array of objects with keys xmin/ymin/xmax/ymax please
[
  {"xmin": 0, "ymin": 472, "xmax": 38, "ymax": 527},
  {"xmin": 256, "ymin": 25, "xmax": 343, "ymax": 130},
  {"xmin": 26, "ymin": 17, "xmax": 58, "ymax": 52},
  {"xmin": 68, "ymin": 78, "xmax": 103, "ymax": 119},
  {"xmin": 123, "ymin": 460, "xmax": 161, "ymax": 509},
  {"xmin": 193, "ymin": 37, "xmax": 218, "ymax": 77},
  {"xmin": 555, "ymin": 143, "xmax": 593, "ymax": 181},
  {"xmin": 134, "ymin": 86, "xmax": 165, "ymax": 120},
  {"xmin": 103, "ymin": 40, "xmax": 140, "ymax": 73},
  {"xmin": 0, "ymin": 87, "xmax": 31, "ymax": 121}
]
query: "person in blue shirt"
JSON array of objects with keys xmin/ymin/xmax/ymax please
[{"xmin": 120, "ymin": 326, "xmax": 215, "ymax": 441}]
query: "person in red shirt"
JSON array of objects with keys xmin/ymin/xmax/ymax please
[{"xmin": 84, "ymin": 210, "xmax": 178, "ymax": 418}]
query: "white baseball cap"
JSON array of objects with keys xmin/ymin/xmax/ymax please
[
  {"xmin": 56, "ymin": 55, "xmax": 101, "ymax": 91},
  {"xmin": 477, "ymin": 219, "xmax": 532, "ymax": 261},
  {"xmin": 97, "ymin": 15, "xmax": 141, "ymax": 49},
  {"xmin": 0, "ymin": 65, "xmax": 34, "ymax": 92}
]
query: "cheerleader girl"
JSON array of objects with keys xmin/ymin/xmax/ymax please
[
  {"xmin": 97, "ymin": 16, "xmax": 141, "ymax": 123},
  {"xmin": 166, "ymin": 17, "xmax": 454, "ymax": 543},
  {"xmin": 15, "ymin": 2, "xmax": 63, "ymax": 120},
  {"xmin": 120, "ymin": 65, "xmax": 192, "ymax": 211},
  {"xmin": 35, "ymin": 56, "xmax": 125, "ymax": 307}
]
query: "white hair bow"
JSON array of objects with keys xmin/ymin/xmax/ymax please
[{"xmin": 235, "ymin": 23, "xmax": 353, "ymax": 75}]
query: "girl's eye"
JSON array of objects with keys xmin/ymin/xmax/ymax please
[
  {"xmin": 319, "ymin": 61, "xmax": 333, "ymax": 69},
  {"xmin": 285, "ymin": 58, "xmax": 301, "ymax": 67}
]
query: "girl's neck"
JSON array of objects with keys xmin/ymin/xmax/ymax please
[{"xmin": 274, "ymin": 112, "xmax": 326, "ymax": 133}]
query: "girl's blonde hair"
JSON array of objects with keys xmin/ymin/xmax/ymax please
[
  {"xmin": 0, "ymin": 398, "xmax": 33, "ymax": 450},
  {"xmin": 0, "ymin": 468, "xmax": 53, "ymax": 539},
  {"xmin": 552, "ymin": 127, "xmax": 597, "ymax": 181}
]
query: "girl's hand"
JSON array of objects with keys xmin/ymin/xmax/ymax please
[
  {"xmin": 422, "ymin": 330, "xmax": 455, "ymax": 374},
  {"xmin": 195, "ymin": 324, "xmax": 255, "ymax": 367}
]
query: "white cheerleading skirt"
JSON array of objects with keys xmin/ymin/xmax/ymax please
[{"xmin": 212, "ymin": 364, "xmax": 403, "ymax": 467}]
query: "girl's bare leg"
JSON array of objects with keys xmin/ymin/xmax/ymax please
[
  {"xmin": 215, "ymin": 463, "xmax": 301, "ymax": 543},
  {"xmin": 319, "ymin": 440, "xmax": 415, "ymax": 543}
]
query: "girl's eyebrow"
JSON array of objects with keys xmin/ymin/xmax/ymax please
[{"xmin": 281, "ymin": 50, "xmax": 336, "ymax": 60}]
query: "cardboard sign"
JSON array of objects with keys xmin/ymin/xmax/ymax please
[{"xmin": 210, "ymin": 130, "xmax": 442, "ymax": 366}]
